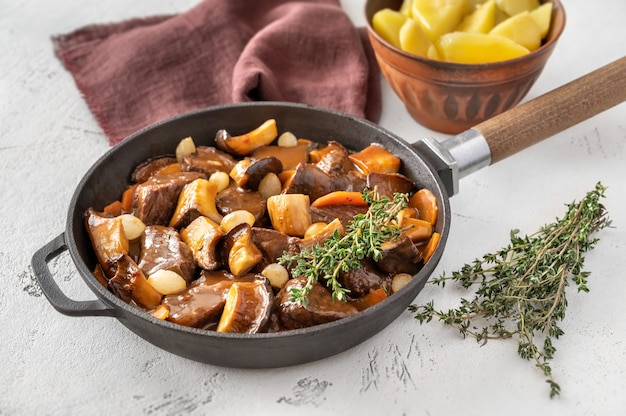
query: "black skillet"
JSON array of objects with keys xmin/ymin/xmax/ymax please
[{"xmin": 32, "ymin": 57, "xmax": 625, "ymax": 368}]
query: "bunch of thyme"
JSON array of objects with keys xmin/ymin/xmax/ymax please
[
  {"xmin": 279, "ymin": 189, "xmax": 408, "ymax": 305},
  {"xmin": 409, "ymin": 182, "xmax": 611, "ymax": 398}
]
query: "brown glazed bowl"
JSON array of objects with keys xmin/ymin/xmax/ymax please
[{"xmin": 365, "ymin": 0, "xmax": 566, "ymax": 134}]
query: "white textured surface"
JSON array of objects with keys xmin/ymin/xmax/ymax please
[{"xmin": 2, "ymin": 1, "xmax": 625, "ymax": 415}]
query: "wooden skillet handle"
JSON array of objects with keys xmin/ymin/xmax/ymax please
[{"xmin": 474, "ymin": 56, "xmax": 626, "ymax": 164}]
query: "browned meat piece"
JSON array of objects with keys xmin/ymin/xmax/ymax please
[
  {"xmin": 109, "ymin": 255, "xmax": 162, "ymax": 310},
  {"xmin": 134, "ymin": 171, "xmax": 205, "ymax": 226},
  {"xmin": 216, "ymin": 186, "xmax": 267, "ymax": 224},
  {"xmin": 131, "ymin": 155, "xmax": 177, "ymax": 183},
  {"xmin": 162, "ymin": 271, "xmax": 247, "ymax": 330},
  {"xmin": 311, "ymin": 141, "xmax": 356, "ymax": 176},
  {"xmin": 310, "ymin": 204, "xmax": 368, "ymax": 229},
  {"xmin": 339, "ymin": 258, "xmax": 391, "ymax": 298},
  {"xmin": 181, "ymin": 146, "xmax": 237, "ymax": 176},
  {"xmin": 137, "ymin": 225, "xmax": 197, "ymax": 283},
  {"xmin": 251, "ymin": 227, "xmax": 300, "ymax": 268},
  {"xmin": 282, "ymin": 163, "xmax": 336, "ymax": 202},
  {"xmin": 376, "ymin": 235, "xmax": 423, "ymax": 275},
  {"xmin": 274, "ymin": 277, "xmax": 358, "ymax": 330},
  {"xmin": 331, "ymin": 171, "xmax": 367, "ymax": 193},
  {"xmin": 367, "ymin": 172, "xmax": 415, "ymax": 200}
]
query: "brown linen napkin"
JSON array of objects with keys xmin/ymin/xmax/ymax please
[{"xmin": 53, "ymin": 0, "xmax": 381, "ymax": 145}]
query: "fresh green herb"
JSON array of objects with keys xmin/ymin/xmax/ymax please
[
  {"xmin": 409, "ymin": 182, "xmax": 611, "ymax": 398},
  {"xmin": 279, "ymin": 189, "xmax": 408, "ymax": 306}
]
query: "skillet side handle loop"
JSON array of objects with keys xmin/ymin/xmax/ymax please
[
  {"xmin": 474, "ymin": 56, "xmax": 626, "ymax": 165},
  {"xmin": 31, "ymin": 233, "xmax": 116, "ymax": 317}
]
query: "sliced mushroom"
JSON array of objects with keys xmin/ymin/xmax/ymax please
[
  {"xmin": 229, "ymin": 156, "xmax": 283, "ymax": 190},
  {"xmin": 180, "ymin": 216, "xmax": 225, "ymax": 271},
  {"xmin": 180, "ymin": 146, "xmax": 237, "ymax": 176},
  {"xmin": 216, "ymin": 278, "xmax": 274, "ymax": 334},
  {"xmin": 84, "ymin": 208, "xmax": 129, "ymax": 274},
  {"xmin": 109, "ymin": 255, "xmax": 163, "ymax": 310},
  {"xmin": 131, "ymin": 155, "xmax": 178, "ymax": 183},
  {"xmin": 169, "ymin": 177, "xmax": 224, "ymax": 229},
  {"xmin": 221, "ymin": 223, "xmax": 263, "ymax": 277},
  {"xmin": 215, "ymin": 119, "xmax": 278, "ymax": 156}
]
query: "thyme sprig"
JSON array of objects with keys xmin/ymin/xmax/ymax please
[
  {"xmin": 409, "ymin": 182, "xmax": 611, "ymax": 398},
  {"xmin": 279, "ymin": 189, "xmax": 408, "ymax": 306}
]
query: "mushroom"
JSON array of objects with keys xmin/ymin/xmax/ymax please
[
  {"xmin": 84, "ymin": 208, "xmax": 129, "ymax": 275},
  {"xmin": 216, "ymin": 278, "xmax": 274, "ymax": 333},
  {"xmin": 229, "ymin": 156, "xmax": 283, "ymax": 190},
  {"xmin": 180, "ymin": 216, "xmax": 225, "ymax": 271},
  {"xmin": 169, "ymin": 176, "xmax": 225, "ymax": 229},
  {"xmin": 221, "ymin": 223, "xmax": 263, "ymax": 277},
  {"xmin": 108, "ymin": 255, "xmax": 163, "ymax": 310},
  {"xmin": 215, "ymin": 119, "xmax": 278, "ymax": 156}
]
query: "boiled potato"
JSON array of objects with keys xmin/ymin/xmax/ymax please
[
  {"xmin": 495, "ymin": 0, "xmax": 539, "ymax": 17},
  {"xmin": 411, "ymin": 0, "xmax": 468, "ymax": 41},
  {"xmin": 372, "ymin": 8, "xmax": 408, "ymax": 48},
  {"xmin": 490, "ymin": 11, "xmax": 542, "ymax": 51},
  {"xmin": 372, "ymin": 0, "xmax": 552, "ymax": 64},
  {"xmin": 399, "ymin": 18, "xmax": 433, "ymax": 57},
  {"xmin": 436, "ymin": 31, "xmax": 530, "ymax": 63},
  {"xmin": 530, "ymin": 2, "xmax": 553, "ymax": 38},
  {"xmin": 456, "ymin": 0, "xmax": 496, "ymax": 34}
]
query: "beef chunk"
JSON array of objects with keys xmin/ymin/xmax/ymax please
[
  {"xmin": 366, "ymin": 172, "xmax": 415, "ymax": 200},
  {"xmin": 134, "ymin": 171, "xmax": 205, "ymax": 226},
  {"xmin": 339, "ymin": 258, "xmax": 391, "ymax": 298},
  {"xmin": 310, "ymin": 204, "xmax": 368, "ymax": 229},
  {"xmin": 312, "ymin": 141, "xmax": 355, "ymax": 176},
  {"xmin": 376, "ymin": 235, "xmax": 423, "ymax": 275},
  {"xmin": 274, "ymin": 277, "xmax": 357, "ymax": 330},
  {"xmin": 138, "ymin": 225, "xmax": 197, "ymax": 283}
]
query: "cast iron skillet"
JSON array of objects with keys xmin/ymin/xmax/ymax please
[{"xmin": 32, "ymin": 58, "xmax": 625, "ymax": 368}]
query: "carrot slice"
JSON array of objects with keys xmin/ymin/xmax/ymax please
[
  {"xmin": 103, "ymin": 200, "xmax": 122, "ymax": 216},
  {"xmin": 350, "ymin": 288, "xmax": 388, "ymax": 311},
  {"xmin": 120, "ymin": 184, "xmax": 138, "ymax": 213},
  {"xmin": 154, "ymin": 162, "xmax": 181, "ymax": 176},
  {"xmin": 402, "ymin": 217, "xmax": 433, "ymax": 242},
  {"xmin": 408, "ymin": 188, "xmax": 438, "ymax": 226},
  {"xmin": 417, "ymin": 232, "xmax": 440, "ymax": 263},
  {"xmin": 311, "ymin": 191, "xmax": 367, "ymax": 208}
]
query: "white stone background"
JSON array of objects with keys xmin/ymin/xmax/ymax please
[{"xmin": 2, "ymin": 0, "xmax": 625, "ymax": 415}]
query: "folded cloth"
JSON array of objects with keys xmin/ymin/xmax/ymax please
[{"xmin": 53, "ymin": 0, "xmax": 381, "ymax": 145}]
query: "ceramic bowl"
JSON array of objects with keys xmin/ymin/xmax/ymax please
[{"xmin": 365, "ymin": 0, "xmax": 566, "ymax": 134}]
